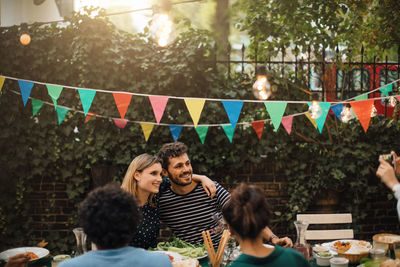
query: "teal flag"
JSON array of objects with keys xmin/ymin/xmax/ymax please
[
  {"xmin": 32, "ymin": 99, "xmax": 44, "ymax": 116},
  {"xmin": 18, "ymin": 80, "xmax": 34, "ymax": 106},
  {"xmin": 379, "ymin": 83, "xmax": 393, "ymax": 96},
  {"xmin": 355, "ymin": 94, "xmax": 368, "ymax": 101},
  {"xmin": 307, "ymin": 102, "xmax": 331, "ymax": 133},
  {"xmin": 46, "ymin": 84, "xmax": 63, "ymax": 108},
  {"xmin": 264, "ymin": 101, "xmax": 287, "ymax": 131},
  {"xmin": 195, "ymin": 126, "xmax": 208, "ymax": 144},
  {"xmin": 169, "ymin": 125, "xmax": 183, "ymax": 142},
  {"xmin": 221, "ymin": 100, "xmax": 243, "ymax": 129},
  {"xmin": 221, "ymin": 124, "xmax": 235, "ymax": 143},
  {"xmin": 56, "ymin": 106, "xmax": 69, "ymax": 125},
  {"xmin": 78, "ymin": 89, "xmax": 96, "ymax": 116}
]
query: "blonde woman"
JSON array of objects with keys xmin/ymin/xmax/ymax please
[{"xmin": 121, "ymin": 153, "xmax": 216, "ymax": 249}]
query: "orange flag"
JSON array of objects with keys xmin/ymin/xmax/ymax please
[
  {"xmin": 113, "ymin": 93, "xmax": 132, "ymax": 120},
  {"xmin": 350, "ymin": 99, "xmax": 374, "ymax": 132},
  {"xmin": 251, "ymin": 121, "xmax": 265, "ymax": 139}
]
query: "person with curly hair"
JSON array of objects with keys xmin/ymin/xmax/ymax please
[
  {"xmin": 58, "ymin": 183, "xmax": 172, "ymax": 267},
  {"xmin": 121, "ymin": 153, "xmax": 216, "ymax": 249},
  {"xmin": 222, "ymin": 183, "xmax": 310, "ymax": 267}
]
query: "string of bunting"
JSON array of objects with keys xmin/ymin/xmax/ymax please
[{"xmin": 0, "ymin": 75, "xmax": 399, "ymax": 143}]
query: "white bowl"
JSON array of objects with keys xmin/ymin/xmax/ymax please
[
  {"xmin": 315, "ymin": 253, "xmax": 333, "ymax": 266},
  {"xmin": 330, "ymin": 257, "xmax": 349, "ymax": 267},
  {"xmin": 313, "ymin": 246, "xmax": 329, "ymax": 258}
]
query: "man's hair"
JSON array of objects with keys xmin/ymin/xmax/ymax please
[
  {"xmin": 78, "ymin": 183, "xmax": 141, "ymax": 249},
  {"xmin": 222, "ymin": 183, "xmax": 272, "ymax": 240},
  {"xmin": 157, "ymin": 142, "xmax": 188, "ymax": 170}
]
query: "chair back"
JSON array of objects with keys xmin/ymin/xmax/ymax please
[{"xmin": 296, "ymin": 213, "xmax": 354, "ymax": 241}]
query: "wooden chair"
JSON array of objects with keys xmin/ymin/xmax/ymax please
[{"xmin": 296, "ymin": 213, "xmax": 354, "ymax": 241}]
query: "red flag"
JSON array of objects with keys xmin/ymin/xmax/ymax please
[
  {"xmin": 350, "ymin": 99, "xmax": 374, "ymax": 133},
  {"xmin": 281, "ymin": 116, "xmax": 293, "ymax": 135},
  {"xmin": 251, "ymin": 121, "xmax": 265, "ymax": 139},
  {"xmin": 112, "ymin": 118, "xmax": 128, "ymax": 129},
  {"xmin": 113, "ymin": 93, "xmax": 132, "ymax": 120},
  {"xmin": 84, "ymin": 112, "xmax": 99, "ymax": 123}
]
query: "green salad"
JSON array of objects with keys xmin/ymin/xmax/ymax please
[{"xmin": 151, "ymin": 237, "xmax": 206, "ymax": 258}]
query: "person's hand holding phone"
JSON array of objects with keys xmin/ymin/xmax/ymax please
[
  {"xmin": 377, "ymin": 156, "xmax": 399, "ymax": 191},
  {"xmin": 391, "ymin": 151, "xmax": 400, "ymax": 176}
]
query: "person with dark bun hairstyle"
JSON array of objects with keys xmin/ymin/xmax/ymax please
[
  {"xmin": 58, "ymin": 183, "xmax": 172, "ymax": 267},
  {"xmin": 222, "ymin": 183, "xmax": 310, "ymax": 267}
]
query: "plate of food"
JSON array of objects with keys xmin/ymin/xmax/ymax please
[
  {"xmin": 153, "ymin": 250, "xmax": 183, "ymax": 263},
  {"xmin": 0, "ymin": 247, "xmax": 49, "ymax": 262}
]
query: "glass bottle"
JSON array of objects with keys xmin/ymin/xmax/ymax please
[
  {"xmin": 293, "ymin": 220, "xmax": 310, "ymax": 261},
  {"xmin": 73, "ymin": 227, "xmax": 87, "ymax": 256}
]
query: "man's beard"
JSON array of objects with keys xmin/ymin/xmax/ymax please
[{"xmin": 168, "ymin": 171, "xmax": 193, "ymax": 186}]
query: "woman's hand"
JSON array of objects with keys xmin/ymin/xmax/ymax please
[
  {"xmin": 271, "ymin": 236, "xmax": 293, "ymax": 248},
  {"xmin": 377, "ymin": 157, "xmax": 399, "ymax": 191},
  {"xmin": 192, "ymin": 174, "xmax": 216, "ymax": 198}
]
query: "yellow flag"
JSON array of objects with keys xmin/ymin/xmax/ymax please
[
  {"xmin": 305, "ymin": 113, "xmax": 318, "ymax": 129},
  {"xmin": 140, "ymin": 123, "xmax": 154, "ymax": 142},
  {"xmin": 184, "ymin": 98, "xmax": 206, "ymax": 127},
  {"xmin": 0, "ymin": 76, "xmax": 5, "ymax": 91}
]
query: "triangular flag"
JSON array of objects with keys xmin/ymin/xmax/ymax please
[
  {"xmin": 0, "ymin": 76, "xmax": 5, "ymax": 91},
  {"xmin": 251, "ymin": 121, "xmax": 265, "ymax": 139},
  {"xmin": 149, "ymin": 96, "xmax": 169, "ymax": 124},
  {"xmin": 221, "ymin": 101, "xmax": 243, "ymax": 129},
  {"xmin": 78, "ymin": 89, "xmax": 96, "ymax": 116},
  {"xmin": 221, "ymin": 124, "xmax": 235, "ymax": 143},
  {"xmin": 18, "ymin": 80, "xmax": 34, "ymax": 106},
  {"xmin": 112, "ymin": 118, "xmax": 128, "ymax": 129},
  {"xmin": 169, "ymin": 125, "xmax": 182, "ymax": 142},
  {"xmin": 330, "ymin": 104, "xmax": 343, "ymax": 121},
  {"xmin": 281, "ymin": 116, "xmax": 293, "ymax": 135},
  {"xmin": 355, "ymin": 94, "xmax": 368, "ymax": 101},
  {"xmin": 113, "ymin": 92, "xmax": 132, "ymax": 120},
  {"xmin": 140, "ymin": 123, "xmax": 154, "ymax": 142},
  {"xmin": 305, "ymin": 113, "xmax": 318, "ymax": 129},
  {"xmin": 184, "ymin": 98, "xmax": 205, "ymax": 127},
  {"xmin": 396, "ymin": 96, "xmax": 400, "ymax": 102},
  {"xmin": 56, "ymin": 106, "xmax": 69, "ymax": 125},
  {"xmin": 264, "ymin": 102, "xmax": 287, "ymax": 131},
  {"xmin": 46, "ymin": 84, "xmax": 63, "ymax": 108},
  {"xmin": 195, "ymin": 126, "xmax": 208, "ymax": 144},
  {"xmin": 350, "ymin": 99, "xmax": 374, "ymax": 132},
  {"xmin": 379, "ymin": 84, "xmax": 393, "ymax": 96},
  {"xmin": 32, "ymin": 99, "xmax": 44, "ymax": 116},
  {"xmin": 307, "ymin": 102, "xmax": 331, "ymax": 133},
  {"xmin": 84, "ymin": 112, "xmax": 98, "ymax": 123}
]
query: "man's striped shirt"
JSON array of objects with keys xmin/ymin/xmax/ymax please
[{"xmin": 158, "ymin": 181, "xmax": 230, "ymax": 247}]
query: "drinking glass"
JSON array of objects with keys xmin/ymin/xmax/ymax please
[{"xmin": 394, "ymin": 242, "xmax": 400, "ymax": 259}]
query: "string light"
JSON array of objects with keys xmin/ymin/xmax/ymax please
[
  {"xmin": 389, "ymin": 96, "xmax": 398, "ymax": 107},
  {"xmin": 308, "ymin": 93, "xmax": 322, "ymax": 119},
  {"xmin": 150, "ymin": 0, "xmax": 175, "ymax": 47},
  {"xmin": 371, "ymin": 104, "xmax": 377, "ymax": 117},
  {"xmin": 20, "ymin": 33, "xmax": 31, "ymax": 46},
  {"xmin": 252, "ymin": 65, "xmax": 272, "ymax": 100},
  {"xmin": 340, "ymin": 104, "xmax": 352, "ymax": 123}
]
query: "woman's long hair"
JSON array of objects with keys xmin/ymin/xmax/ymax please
[{"xmin": 121, "ymin": 153, "xmax": 161, "ymax": 206}]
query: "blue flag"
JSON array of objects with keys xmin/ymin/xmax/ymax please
[{"xmin": 18, "ymin": 80, "xmax": 34, "ymax": 106}]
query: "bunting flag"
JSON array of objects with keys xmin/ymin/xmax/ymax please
[
  {"xmin": 221, "ymin": 100, "xmax": 243, "ymax": 129},
  {"xmin": 0, "ymin": 76, "xmax": 5, "ymax": 91},
  {"xmin": 84, "ymin": 112, "xmax": 98, "ymax": 123},
  {"xmin": 281, "ymin": 116, "xmax": 293, "ymax": 135},
  {"xmin": 56, "ymin": 106, "xmax": 69, "ymax": 125},
  {"xmin": 18, "ymin": 80, "xmax": 34, "ymax": 106},
  {"xmin": 350, "ymin": 99, "xmax": 374, "ymax": 132},
  {"xmin": 169, "ymin": 125, "xmax": 182, "ymax": 142},
  {"xmin": 32, "ymin": 99, "xmax": 44, "ymax": 116},
  {"xmin": 140, "ymin": 122, "xmax": 154, "ymax": 142},
  {"xmin": 355, "ymin": 94, "xmax": 368, "ymax": 101},
  {"xmin": 330, "ymin": 104, "xmax": 344, "ymax": 121},
  {"xmin": 305, "ymin": 113, "xmax": 318, "ymax": 129},
  {"xmin": 112, "ymin": 118, "xmax": 128, "ymax": 129},
  {"xmin": 307, "ymin": 102, "xmax": 331, "ymax": 133},
  {"xmin": 46, "ymin": 84, "xmax": 63, "ymax": 108},
  {"xmin": 251, "ymin": 121, "xmax": 265, "ymax": 139},
  {"xmin": 149, "ymin": 96, "xmax": 169, "ymax": 124},
  {"xmin": 397, "ymin": 96, "xmax": 400, "ymax": 102},
  {"xmin": 221, "ymin": 124, "xmax": 235, "ymax": 143},
  {"xmin": 264, "ymin": 102, "xmax": 287, "ymax": 131},
  {"xmin": 113, "ymin": 92, "xmax": 132, "ymax": 120},
  {"xmin": 379, "ymin": 84, "xmax": 393, "ymax": 96},
  {"xmin": 184, "ymin": 98, "xmax": 205, "ymax": 127},
  {"xmin": 78, "ymin": 89, "xmax": 96, "ymax": 116},
  {"xmin": 195, "ymin": 125, "xmax": 208, "ymax": 144}
]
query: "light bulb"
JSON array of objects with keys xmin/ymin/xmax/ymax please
[
  {"xmin": 151, "ymin": 12, "xmax": 175, "ymax": 47},
  {"xmin": 308, "ymin": 100, "xmax": 322, "ymax": 119},
  {"xmin": 252, "ymin": 75, "xmax": 271, "ymax": 100},
  {"xmin": 371, "ymin": 104, "xmax": 377, "ymax": 117},
  {"xmin": 389, "ymin": 96, "xmax": 398, "ymax": 107},
  {"xmin": 20, "ymin": 33, "xmax": 31, "ymax": 45},
  {"xmin": 340, "ymin": 106, "xmax": 352, "ymax": 123}
]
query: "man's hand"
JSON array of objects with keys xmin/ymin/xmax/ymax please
[
  {"xmin": 192, "ymin": 174, "xmax": 216, "ymax": 198},
  {"xmin": 271, "ymin": 236, "xmax": 293, "ymax": 248},
  {"xmin": 377, "ymin": 157, "xmax": 399, "ymax": 191},
  {"xmin": 5, "ymin": 253, "xmax": 30, "ymax": 267}
]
